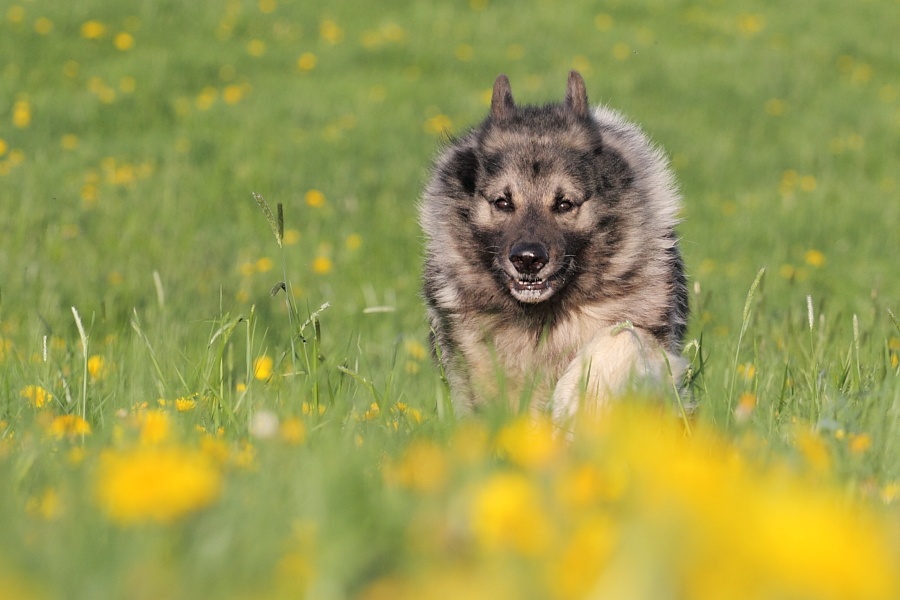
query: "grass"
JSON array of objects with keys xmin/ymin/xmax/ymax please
[{"xmin": 2, "ymin": 0, "xmax": 900, "ymax": 598}]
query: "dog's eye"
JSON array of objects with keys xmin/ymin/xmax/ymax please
[
  {"xmin": 494, "ymin": 197, "xmax": 514, "ymax": 212},
  {"xmin": 555, "ymin": 199, "xmax": 575, "ymax": 213}
]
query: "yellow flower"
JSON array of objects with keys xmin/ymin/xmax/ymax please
[
  {"xmin": 495, "ymin": 417, "xmax": 561, "ymax": 470},
  {"xmin": 80, "ymin": 20, "xmax": 106, "ymax": 39},
  {"xmin": 423, "ymin": 114, "xmax": 452, "ymax": 135},
  {"xmin": 96, "ymin": 447, "xmax": 222, "ymax": 524},
  {"xmin": 223, "ymin": 84, "xmax": 243, "ymax": 104},
  {"xmin": 805, "ymin": 249, "xmax": 825, "ymax": 267},
  {"xmin": 312, "ymin": 256, "xmax": 332, "ymax": 274},
  {"xmin": 88, "ymin": 354, "xmax": 108, "ymax": 379},
  {"xmin": 383, "ymin": 439, "xmax": 448, "ymax": 494},
  {"xmin": 470, "ymin": 471, "xmax": 553, "ymax": 555},
  {"xmin": 280, "ymin": 417, "xmax": 306, "ymax": 445},
  {"xmin": 247, "ymin": 39, "xmax": 265, "ymax": 56},
  {"xmin": 113, "ymin": 32, "xmax": 134, "ymax": 50},
  {"xmin": 849, "ymin": 433, "xmax": 872, "ymax": 455},
  {"xmin": 12, "ymin": 100, "xmax": 31, "ymax": 128},
  {"xmin": 319, "ymin": 20, "xmax": 343, "ymax": 43},
  {"xmin": 139, "ymin": 409, "xmax": 171, "ymax": 445},
  {"xmin": 253, "ymin": 355, "xmax": 274, "ymax": 380},
  {"xmin": 34, "ymin": 17, "xmax": 53, "ymax": 34},
  {"xmin": 20, "ymin": 385, "xmax": 52, "ymax": 408},
  {"xmin": 345, "ymin": 233, "xmax": 361, "ymax": 249},
  {"xmin": 26, "ymin": 488, "xmax": 62, "ymax": 520},
  {"xmin": 305, "ymin": 189, "xmax": 325, "ymax": 207},
  {"xmin": 297, "ymin": 52, "xmax": 317, "ymax": 71},
  {"xmin": 46, "ymin": 414, "xmax": 91, "ymax": 439},
  {"xmin": 359, "ymin": 402, "xmax": 380, "ymax": 421},
  {"xmin": 256, "ymin": 257, "xmax": 274, "ymax": 272},
  {"xmin": 175, "ymin": 397, "xmax": 196, "ymax": 412}
]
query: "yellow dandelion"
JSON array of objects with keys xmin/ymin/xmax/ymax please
[
  {"xmin": 195, "ymin": 87, "xmax": 218, "ymax": 110},
  {"xmin": 88, "ymin": 354, "xmax": 108, "ymax": 380},
  {"xmin": 405, "ymin": 340, "xmax": 427, "ymax": 360},
  {"xmin": 223, "ymin": 84, "xmax": 243, "ymax": 104},
  {"xmin": 12, "ymin": 100, "xmax": 31, "ymax": 128},
  {"xmin": 595, "ymin": 14, "xmax": 613, "ymax": 31},
  {"xmin": 305, "ymin": 189, "xmax": 325, "ymax": 207},
  {"xmin": 20, "ymin": 385, "xmax": 52, "ymax": 408},
  {"xmin": 0, "ymin": 138, "xmax": 7, "ymax": 156},
  {"xmin": 200, "ymin": 435, "xmax": 230, "ymax": 466},
  {"xmin": 46, "ymin": 415, "xmax": 92, "ymax": 439},
  {"xmin": 113, "ymin": 32, "xmax": 134, "ymax": 50},
  {"xmin": 424, "ymin": 114, "xmax": 452, "ymax": 135},
  {"xmin": 737, "ymin": 13, "xmax": 764, "ymax": 36},
  {"xmin": 175, "ymin": 397, "xmax": 196, "ymax": 412},
  {"xmin": 297, "ymin": 52, "xmax": 317, "ymax": 71},
  {"xmin": 61, "ymin": 134, "xmax": 78, "ymax": 150},
  {"xmin": 312, "ymin": 256, "xmax": 332, "ymax": 274},
  {"xmin": 359, "ymin": 402, "xmax": 380, "ymax": 421},
  {"xmin": 280, "ymin": 417, "xmax": 306, "ymax": 445},
  {"xmin": 496, "ymin": 417, "xmax": 562, "ymax": 470},
  {"xmin": 7, "ymin": 5, "xmax": 25, "ymax": 23},
  {"xmin": 80, "ymin": 20, "xmax": 106, "ymax": 39},
  {"xmin": 383, "ymin": 439, "xmax": 448, "ymax": 494},
  {"xmin": 138, "ymin": 409, "xmax": 171, "ymax": 445},
  {"xmin": 612, "ymin": 43, "xmax": 631, "ymax": 60},
  {"xmin": 284, "ymin": 229, "xmax": 300, "ymax": 245},
  {"xmin": 319, "ymin": 19, "xmax": 343, "ymax": 43},
  {"xmin": 454, "ymin": 44, "xmax": 474, "ymax": 61},
  {"xmin": 96, "ymin": 446, "xmax": 222, "ymax": 524},
  {"xmin": 849, "ymin": 433, "xmax": 872, "ymax": 455},
  {"xmin": 256, "ymin": 257, "xmax": 274, "ymax": 272},
  {"xmin": 800, "ymin": 175, "xmax": 817, "ymax": 192},
  {"xmin": 805, "ymin": 249, "xmax": 825, "ymax": 267},
  {"xmin": 34, "ymin": 17, "xmax": 53, "ymax": 34},
  {"xmin": 470, "ymin": 471, "xmax": 553, "ymax": 555},
  {"xmin": 247, "ymin": 39, "xmax": 266, "ymax": 56},
  {"xmin": 253, "ymin": 355, "xmax": 274, "ymax": 380}
]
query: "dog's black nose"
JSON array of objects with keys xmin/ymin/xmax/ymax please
[{"xmin": 509, "ymin": 243, "xmax": 549, "ymax": 274}]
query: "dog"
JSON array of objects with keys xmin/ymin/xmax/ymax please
[{"xmin": 420, "ymin": 71, "xmax": 688, "ymax": 423}]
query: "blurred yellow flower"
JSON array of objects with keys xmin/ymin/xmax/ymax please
[
  {"xmin": 34, "ymin": 17, "xmax": 53, "ymax": 34},
  {"xmin": 280, "ymin": 417, "xmax": 306, "ymax": 445},
  {"xmin": 319, "ymin": 19, "xmax": 343, "ymax": 43},
  {"xmin": 114, "ymin": 32, "xmax": 134, "ymax": 50},
  {"xmin": 26, "ymin": 487, "xmax": 62, "ymax": 520},
  {"xmin": 88, "ymin": 354, "xmax": 108, "ymax": 379},
  {"xmin": 805, "ymin": 249, "xmax": 825, "ymax": 267},
  {"xmin": 423, "ymin": 114, "xmax": 452, "ymax": 135},
  {"xmin": 254, "ymin": 355, "xmax": 274, "ymax": 380},
  {"xmin": 0, "ymin": 138, "xmax": 7, "ymax": 156},
  {"xmin": 284, "ymin": 229, "xmax": 300, "ymax": 245},
  {"xmin": 297, "ymin": 52, "xmax": 317, "ymax": 71},
  {"xmin": 247, "ymin": 39, "xmax": 266, "ymax": 56},
  {"xmin": 46, "ymin": 415, "xmax": 91, "ymax": 439},
  {"xmin": 256, "ymin": 257, "xmax": 274, "ymax": 272},
  {"xmin": 61, "ymin": 134, "xmax": 78, "ymax": 150},
  {"xmin": 346, "ymin": 233, "xmax": 361, "ymax": 250},
  {"xmin": 384, "ymin": 439, "xmax": 448, "ymax": 494},
  {"xmin": 20, "ymin": 385, "xmax": 52, "ymax": 408},
  {"xmin": 223, "ymin": 84, "xmax": 243, "ymax": 104},
  {"xmin": 96, "ymin": 446, "xmax": 222, "ymax": 524},
  {"xmin": 795, "ymin": 428, "xmax": 831, "ymax": 472},
  {"xmin": 849, "ymin": 433, "xmax": 872, "ymax": 455},
  {"xmin": 312, "ymin": 256, "xmax": 332, "ymax": 274},
  {"xmin": 471, "ymin": 471, "xmax": 553, "ymax": 555},
  {"xmin": 12, "ymin": 100, "xmax": 31, "ymax": 128},
  {"xmin": 7, "ymin": 5, "xmax": 24, "ymax": 23},
  {"xmin": 496, "ymin": 417, "xmax": 561, "ymax": 470},
  {"xmin": 139, "ymin": 409, "xmax": 171, "ymax": 445},
  {"xmin": 305, "ymin": 189, "xmax": 325, "ymax": 207},
  {"xmin": 81, "ymin": 20, "xmax": 106, "ymax": 39}
]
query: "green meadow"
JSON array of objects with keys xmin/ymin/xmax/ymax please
[{"xmin": 2, "ymin": 0, "xmax": 900, "ymax": 598}]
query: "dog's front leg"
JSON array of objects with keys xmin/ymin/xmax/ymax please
[{"xmin": 550, "ymin": 323, "xmax": 684, "ymax": 424}]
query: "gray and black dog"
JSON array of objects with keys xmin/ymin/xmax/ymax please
[{"xmin": 420, "ymin": 71, "xmax": 688, "ymax": 422}]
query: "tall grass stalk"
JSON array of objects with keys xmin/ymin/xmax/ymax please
[
  {"xmin": 71, "ymin": 306, "xmax": 89, "ymax": 423},
  {"xmin": 727, "ymin": 268, "xmax": 765, "ymax": 418}
]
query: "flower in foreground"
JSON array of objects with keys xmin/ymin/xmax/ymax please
[
  {"xmin": 96, "ymin": 446, "xmax": 222, "ymax": 524},
  {"xmin": 46, "ymin": 415, "xmax": 91, "ymax": 439}
]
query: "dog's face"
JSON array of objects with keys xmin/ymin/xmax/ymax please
[{"xmin": 441, "ymin": 73, "xmax": 633, "ymax": 306}]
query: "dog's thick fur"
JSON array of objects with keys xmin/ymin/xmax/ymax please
[{"xmin": 420, "ymin": 72, "xmax": 688, "ymax": 422}]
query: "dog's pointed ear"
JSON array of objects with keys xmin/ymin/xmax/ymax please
[
  {"xmin": 490, "ymin": 74, "xmax": 515, "ymax": 120},
  {"xmin": 565, "ymin": 71, "xmax": 589, "ymax": 117}
]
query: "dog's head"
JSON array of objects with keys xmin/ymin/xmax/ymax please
[{"xmin": 436, "ymin": 71, "xmax": 633, "ymax": 305}]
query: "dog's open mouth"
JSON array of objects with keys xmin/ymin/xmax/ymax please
[{"xmin": 507, "ymin": 274, "xmax": 559, "ymax": 303}]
